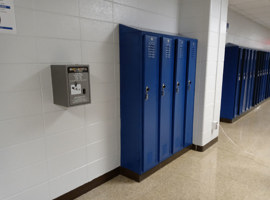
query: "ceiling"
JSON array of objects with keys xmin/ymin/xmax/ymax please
[{"xmin": 229, "ymin": 0, "xmax": 270, "ymax": 29}]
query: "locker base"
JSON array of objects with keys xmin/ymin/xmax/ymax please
[
  {"xmin": 120, "ymin": 145, "xmax": 192, "ymax": 182},
  {"xmin": 192, "ymin": 137, "xmax": 218, "ymax": 152},
  {"xmin": 220, "ymin": 98, "xmax": 270, "ymax": 124}
]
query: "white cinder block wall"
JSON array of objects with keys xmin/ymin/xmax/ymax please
[
  {"xmin": 0, "ymin": 0, "xmax": 181, "ymax": 200},
  {"xmin": 227, "ymin": 9, "xmax": 270, "ymax": 51}
]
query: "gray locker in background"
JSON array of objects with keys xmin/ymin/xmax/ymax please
[{"xmin": 51, "ymin": 65, "xmax": 91, "ymax": 107}]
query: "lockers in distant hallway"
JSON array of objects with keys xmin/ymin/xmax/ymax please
[
  {"xmin": 221, "ymin": 44, "xmax": 270, "ymax": 122},
  {"xmin": 119, "ymin": 24, "xmax": 197, "ymax": 177}
]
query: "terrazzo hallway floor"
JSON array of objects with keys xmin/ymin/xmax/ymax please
[{"xmin": 76, "ymin": 100, "xmax": 270, "ymax": 200}]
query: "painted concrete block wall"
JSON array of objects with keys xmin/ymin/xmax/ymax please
[
  {"xmin": 227, "ymin": 9, "xmax": 270, "ymax": 51},
  {"xmin": 0, "ymin": 0, "xmax": 181, "ymax": 199}
]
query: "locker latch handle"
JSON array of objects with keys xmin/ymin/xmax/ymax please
[
  {"xmin": 176, "ymin": 82, "xmax": 180, "ymax": 93},
  {"xmin": 188, "ymin": 80, "xmax": 192, "ymax": 90},
  {"xmin": 145, "ymin": 86, "xmax": 150, "ymax": 101},
  {"xmin": 161, "ymin": 84, "xmax": 166, "ymax": 96}
]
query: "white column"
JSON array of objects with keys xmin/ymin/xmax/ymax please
[{"xmin": 179, "ymin": 0, "xmax": 228, "ymax": 146}]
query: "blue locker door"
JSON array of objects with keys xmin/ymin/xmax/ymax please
[
  {"xmin": 243, "ymin": 49, "xmax": 251, "ymax": 112},
  {"xmin": 266, "ymin": 53, "xmax": 270, "ymax": 98},
  {"xmin": 159, "ymin": 37, "xmax": 175, "ymax": 162},
  {"xmin": 263, "ymin": 53, "xmax": 270, "ymax": 99},
  {"xmin": 239, "ymin": 49, "xmax": 247, "ymax": 115},
  {"xmin": 246, "ymin": 50, "xmax": 253, "ymax": 110},
  {"xmin": 260, "ymin": 52, "xmax": 266, "ymax": 102},
  {"xmin": 172, "ymin": 39, "xmax": 187, "ymax": 154},
  {"xmin": 257, "ymin": 52, "xmax": 262, "ymax": 104},
  {"xmin": 143, "ymin": 35, "xmax": 159, "ymax": 172},
  {"xmin": 260, "ymin": 53, "xmax": 264, "ymax": 102},
  {"xmin": 234, "ymin": 48, "xmax": 243, "ymax": 117},
  {"xmin": 251, "ymin": 51, "xmax": 257, "ymax": 107},
  {"xmin": 252, "ymin": 51, "xmax": 257, "ymax": 106},
  {"xmin": 263, "ymin": 53, "xmax": 266, "ymax": 101},
  {"xmin": 259, "ymin": 53, "xmax": 264, "ymax": 102},
  {"xmin": 262, "ymin": 53, "xmax": 266, "ymax": 101},
  {"xmin": 184, "ymin": 40, "xmax": 197, "ymax": 147},
  {"xmin": 260, "ymin": 53, "xmax": 265, "ymax": 102},
  {"xmin": 254, "ymin": 52, "xmax": 260, "ymax": 105},
  {"xmin": 249, "ymin": 51, "xmax": 256, "ymax": 109},
  {"xmin": 268, "ymin": 53, "xmax": 270, "ymax": 98}
]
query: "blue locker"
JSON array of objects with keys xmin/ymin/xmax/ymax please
[
  {"xmin": 253, "ymin": 51, "xmax": 260, "ymax": 105},
  {"xmin": 142, "ymin": 35, "xmax": 160, "ymax": 172},
  {"xmin": 172, "ymin": 39, "xmax": 187, "ymax": 153},
  {"xmin": 184, "ymin": 39, "xmax": 197, "ymax": 147},
  {"xmin": 251, "ymin": 51, "xmax": 257, "ymax": 106},
  {"xmin": 263, "ymin": 53, "xmax": 270, "ymax": 100},
  {"xmin": 259, "ymin": 53, "xmax": 264, "ymax": 103},
  {"xmin": 235, "ymin": 48, "xmax": 244, "ymax": 116},
  {"xmin": 253, "ymin": 51, "xmax": 258, "ymax": 104},
  {"xmin": 265, "ymin": 52, "xmax": 270, "ymax": 99},
  {"xmin": 159, "ymin": 37, "xmax": 175, "ymax": 162},
  {"xmin": 266, "ymin": 53, "xmax": 270, "ymax": 98},
  {"xmin": 242, "ymin": 49, "xmax": 251, "ymax": 112},
  {"xmin": 265, "ymin": 53, "xmax": 269, "ymax": 97},
  {"xmin": 262, "ymin": 53, "xmax": 266, "ymax": 101},
  {"xmin": 260, "ymin": 52, "xmax": 266, "ymax": 102},
  {"xmin": 256, "ymin": 52, "xmax": 262, "ymax": 105},
  {"xmin": 259, "ymin": 52, "xmax": 264, "ymax": 103},
  {"xmin": 120, "ymin": 24, "xmax": 197, "ymax": 178},
  {"xmin": 249, "ymin": 50, "xmax": 256, "ymax": 109},
  {"xmin": 120, "ymin": 25, "xmax": 160, "ymax": 174},
  {"xmin": 220, "ymin": 45, "xmax": 240, "ymax": 120},
  {"xmin": 239, "ymin": 49, "xmax": 248, "ymax": 115},
  {"xmin": 245, "ymin": 50, "xmax": 253, "ymax": 110},
  {"xmin": 260, "ymin": 52, "xmax": 265, "ymax": 102},
  {"xmin": 268, "ymin": 53, "xmax": 270, "ymax": 98}
]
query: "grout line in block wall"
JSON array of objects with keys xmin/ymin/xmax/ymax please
[
  {"xmin": 14, "ymin": 1, "xmax": 178, "ymax": 27},
  {"xmin": 36, "ymin": 46, "xmax": 51, "ymax": 190},
  {"xmin": 77, "ymin": 0, "xmax": 90, "ymax": 177},
  {"xmin": 106, "ymin": 0, "xmax": 179, "ymax": 20},
  {"xmin": 4, "ymin": 180, "xmax": 50, "ymax": 200}
]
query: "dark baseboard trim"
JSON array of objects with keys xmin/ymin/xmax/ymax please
[
  {"xmin": 192, "ymin": 137, "xmax": 218, "ymax": 152},
  {"xmin": 220, "ymin": 118, "xmax": 233, "ymax": 123},
  {"xmin": 220, "ymin": 98, "xmax": 270, "ymax": 124},
  {"xmin": 53, "ymin": 167, "xmax": 120, "ymax": 200},
  {"xmin": 120, "ymin": 145, "xmax": 192, "ymax": 182},
  {"xmin": 53, "ymin": 145, "xmax": 193, "ymax": 199}
]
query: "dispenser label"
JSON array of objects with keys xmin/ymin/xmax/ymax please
[{"xmin": 71, "ymin": 84, "xmax": 82, "ymax": 95}]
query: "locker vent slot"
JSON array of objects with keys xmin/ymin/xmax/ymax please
[
  {"xmin": 147, "ymin": 41, "xmax": 156, "ymax": 59},
  {"xmin": 192, "ymin": 47, "xmax": 196, "ymax": 58},
  {"xmin": 179, "ymin": 47, "xmax": 183, "ymax": 59},
  {"xmin": 165, "ymin": 44, "xmax": 171, "ymax": 59},
  {"xmin": 178, "ymin": 40, "xmax": 184, "ymax": 59}
]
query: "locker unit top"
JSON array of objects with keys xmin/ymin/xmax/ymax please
[
  {"xmin": 226, "ymin": 43, "xmax": 268, "ymax": 53},
  {"xmin": 119, "ymin": 24, "xmax": 198, "ymax": 42}
]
